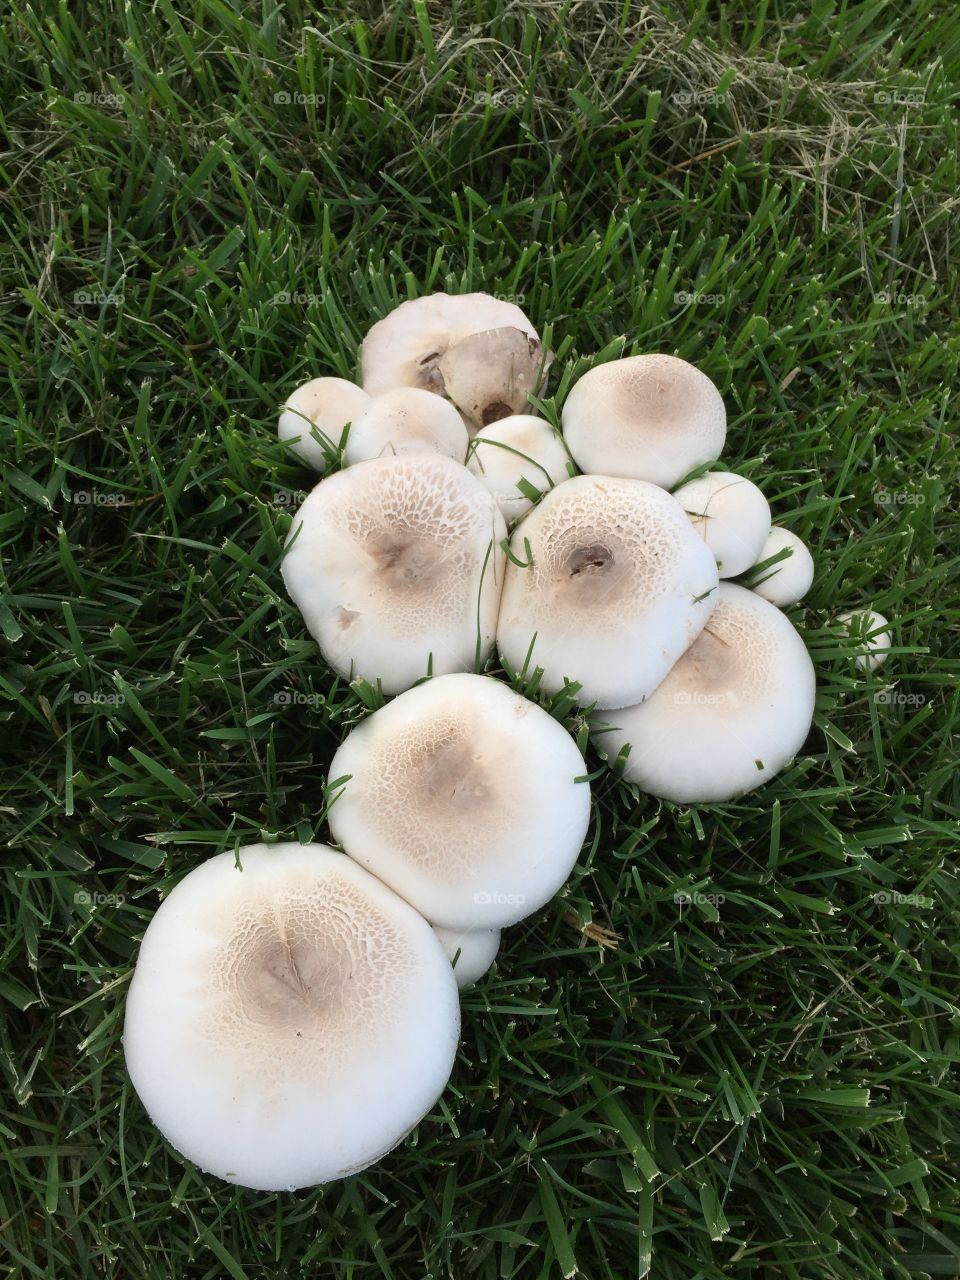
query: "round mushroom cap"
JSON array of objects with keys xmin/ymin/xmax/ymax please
[
  {"xmin": 561, "ymin": 354, "xmax": 726, "ymax": 488},
  {"xmin": 278, "ymin": 377, "xmax": 371, "ymax": 472},
  {"xmin": 327, "ymin": 673, "xmax": 591, "ymax": 930},
  {"xmin": 123, "ymin": 842, "xmax": 459, "ymax": 1191},
  {"xmin": 837, "ymin": 610, "xmax": 892, "ymax": 671},
  {"xmin": 281, "ymin": 455, "xmax": 507, "ymax": 696},
  {"xmin": 360, "ymin": 293, "xmax": 545, "ymax": 431},
  {"xmin": 432, "ymin": 925, "xmax": 501, "ymax": 988},
  {"xmin": 466, "ymin": 414, "xmax": 572, "ymax": 522},
  {"xmin": 496, "ymin": 475, "xmax": 720, "ymax": 710},
  {"xmin": 342, "ymin": 387, "xmax": 469, "ymax": 467},
  {"xmin": 594, "ymin": 583, "xmax": 816, "ymax": 803},
  {"xmin": 750, "ymin": 527, "xmax": 815, "ymax": 606},
  {"xmin": 673, "ymin": 471, "xmax": 772, "ymax": 578}
]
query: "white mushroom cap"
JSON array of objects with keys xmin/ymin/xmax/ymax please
[
  {"xmin": 593, "ymin": 583, "xmax": 816, "ymax": 803},
  {"xmin": 561, "ymin": 354, "xmax": 726, "ymax": 488},
  {"xmin": 432, "ymin": 925, "xmax": 501, "ymax": 988},
  {"xmin": 750, "ymin": 527, "xmax": 815, "ymax": 606},
  {"xmin": 327, "ymin": 673, "xmax": 590, "ymax": 930},
  {"xmin": 341, "ymin": 387, "xmax": 469, "ymax": 467},
  {"xmin": 278, "ymin": 377, "xmax": 371, "ymax": 471},
  {"xmin": 837, "ymin": 610, "xmax": 892, "ymax": 671},
  {"xmin": 496, "ymin": 475, "xmax": 720, "ymax": 710},
  {"xmin": 281, "ymin": 455, "xmax": 506, "ymax": 696},
  {"xmin": 123, "ymin": 842, "xmax": 459, "ymax": 1191},
  {"xmin": 360, "ymin": 293, "xmax": 545, "ymax": 431},
  {"xmin": 673, "ymin": 471, "xmax": 772, "ymax": 578},
  {"xmin": 466, "ymin": 414, "xmax": 572, "ymax": 522}
]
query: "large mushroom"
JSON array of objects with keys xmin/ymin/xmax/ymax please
[
  {"xmin": 342, "ymin": 387, "xmax": 469, "ymax": 467},
  {"xmin": 124, "ymin": 842, "xmax": 460, "ymax": 1191},
  {"xmin": 593, "ymin": 583, "xmax": 816, "ymax": 802},
  {"xmin": 496, "ymin": 475, "xmax": 720, "ymax": 709},
  {"xmin": 360, "ymin": 293, "xmax": 547, "ymax": 432},
  {"xmin": 561, "ymin": 354, "xmax": 726, "ymax": 488},
  {"xmin": 281, "ymin": 454, "xmax": 506, "ymax": 695},
  {"xmin": 327, "ymin": 673, "xmax": 591, "ymax": 930}
]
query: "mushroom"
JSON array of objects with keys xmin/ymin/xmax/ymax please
[
  {"xmin": 123, "ymin": 842, "xmax": 459, "ymax": 1191},
  {"xmin": 673, "ymin": 471, "xmax": 772, "ymax": 578},
  {"xmin": 749, "ymin": 527, "xmax": 815, "ymax": 606},
  {"xmin": 281, "ymin": 454, "xmax": 506, "ymax": 695},
  {"xmin": 466, "ymin": 414, "xmax": 573, "ymax": 522},
  {"xmin": 561, "ymin": 354, "xmax": 726, "ymax": 488},
  {"xmin": 432, "ymin": 924, "xmax": 501, "ymax": 988},
  {"xmin": 341, "ymin": 387, "xmax": 469, "ymax": 467},
  {"xmin": 592, "ymin": 583, "xmax": 815, "ymax": 802},
  {"xmin": 327, "ymin": 673, "xmax": 590, "ymax": 930},
  {"xmin": 278, "ymin": 377, "xmax": 371, "ymax": 471},
  {"xmin": 496, "ymin": 475, "xmax": 719, "ymax": 710},
  {"xmin": 837, "ymin": 609, "xmax": 891, "ymax": 671},
  {"xmin": 360, "ymin": 293, "xmax": 546, "ymax": 432}
]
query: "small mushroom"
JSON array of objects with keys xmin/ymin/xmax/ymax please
[
  {"xmin": 432, "ymin": 925, "xmax": 501, "ymax": 988},
  {"xmin": 673, "ymin": 471, "xmax": 772, "ymax": 578},
  {"xmin": 123, "ymin": 842, "xmax": 459, "ymax": 1191},
  {"xmin": 281, "ymin": 455, "xmax": 506, "ymax": 695},
  {"xmin": 342, "ymin": 387, "xmax": 469, "ymax": 467},
  {"xmin": 360, "ymin": 293, "xmax": 546, "ymax": 432},
  {"xmin": 466, "ymin": 414, "xmax": 572, "ymax": 522},
  {"xmin": 593, "ymin": 583, "xmax": 816, "ymax": 803},
  {"xmin": 327, "ymin": 673, "xmax": 591, "ymax": 930},
  {"xmin": 837, "ymin": 609, "xmax": 891, "ymax": 671},
  {"xmin": 278, "ymin": 377, "xmax": 371, "ymax": 471},
  {"xmin": 561, "ymin": 354, "xmax": 726, "ymax": 488},
  {"xmin": 496, "ymin": 475, "xmax": 720, "ymax": 710},
  {"xmin": 750, "ymin": 527, "xmax": 815, "ymax": 606}
]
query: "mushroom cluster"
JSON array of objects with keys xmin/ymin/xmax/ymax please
[{"xmin": 125, "ymin": 290, "xmax": 891, "ymax": 1192}]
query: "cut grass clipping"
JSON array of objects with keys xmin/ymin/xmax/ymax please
[{"xmin": 2, "ymin": 2, "xmax": 958, "ymax": 1279}]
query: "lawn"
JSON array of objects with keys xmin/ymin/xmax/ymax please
[{"xmin": 2, "ymin": 1, "xmax": 959, "ymax": 1277}]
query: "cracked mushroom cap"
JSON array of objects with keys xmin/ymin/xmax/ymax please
[
  {"xmin": 123, "ymin": 842, "xmax": 459, "ymax": 1192},
  {"xmin": 278, "ymin": 377, "xmax": 372, "ymax": 471},
  {"xmin": 360, "ymin": 293, "xmax": 545, "ymax": 431},
  {"xmin": 750, "ymin": 527, "xmax": 815, "ymax": 606},
  {"xmin": 466, "ymin": 414, "xmax": 572, "ymax": 521},
  {"xmin": 593, "ymin": 583, "xmax": 816, "ymax": 803},
  {"xmin": 327, "ymin": 673, "xmax": 591, "ymax": 930},
  {"xmin": 673, "ymin": 471, "xmax": 772, "ymax": 579},
  {"xmin": 281, "ymin": 455, "xmax": 507, "ymax": 695},
  {"xmin": 837, "ymin": 610, "xmax": 891, "ymax": 671},
  {"xmin": 342, "ymin": 387, "xmax": 469, "ymax": 467},
  {"xmin": 561, "ymin": 354, "xmax": 726, "ymax": 488},
  {"xmin": 432, "ymin": 924, "xmax": 501, "ymax": 988},
  {"xmin": 496, "ymin": 475, "xmax": 720, "ymax": 710}
]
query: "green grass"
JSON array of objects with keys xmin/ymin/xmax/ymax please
[{"xmin": 2, "ymin": 1, "xmax": 959, "ymax": 1276}]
